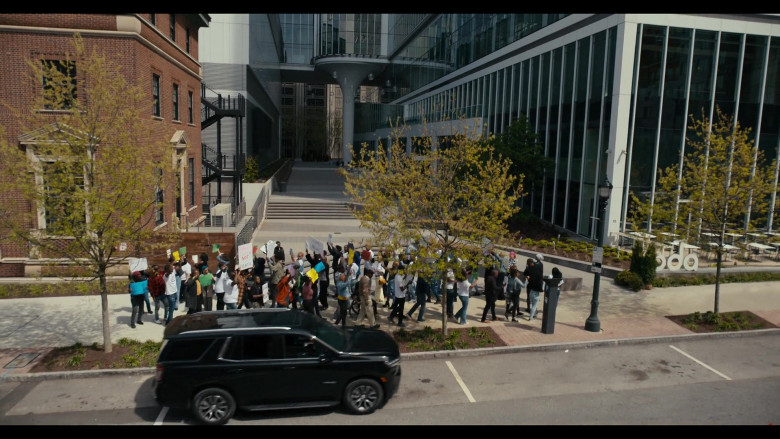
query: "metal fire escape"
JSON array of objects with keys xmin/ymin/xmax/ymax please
[{"xmin": 201, "ymin": 82, "xmax": 246, "ymax": 224}]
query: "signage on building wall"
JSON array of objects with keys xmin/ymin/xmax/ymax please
[{"xmin": 656, "ymin": 253, "xmax": 699, "ymax": 271}]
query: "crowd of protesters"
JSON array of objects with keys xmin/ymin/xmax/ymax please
[{"xmin": 128, "ymin": 240, "xmax": 564, "ymax": 329}]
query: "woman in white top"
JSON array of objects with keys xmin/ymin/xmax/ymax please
[
  {"xmin": 453, "ymin": 269, "xmax": 472, "ymax": 325},
  {"xmin": 223, "ymin": 271, "xmax": 239, "ymax": 309}
]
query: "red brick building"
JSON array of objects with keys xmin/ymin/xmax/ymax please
[{"xmin": 0, "ymin": 13, "xmax": 211, "ymax": 276}]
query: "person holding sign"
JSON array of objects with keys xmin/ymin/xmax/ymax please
[
  {"xmin": 306, "ymin": 249, "xmax": 330, "ymax": 310},
  {"xmin": 128, "ymin": 271, "xmax": 148, "ymax": 328}
]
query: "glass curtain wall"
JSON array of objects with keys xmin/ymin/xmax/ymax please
[
  {"xmin": 318, "ymin": 13, "xmax": 382, "ymax": 56},
  {"xmin": 362, "ymin": 16, "xmax": 779, "ymax": 238},
  {"xmin": 624, "ymin": 24, "xmax": 779, "ymax": 237},
  {"xmin": 401, "ymin": 25, "xmax": 617, "ymax": 238}
]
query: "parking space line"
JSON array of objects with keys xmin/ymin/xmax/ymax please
[
  {"xmin": 669, "ymin": 345, "xmax": 731, "ymax": 380},
  {"xmin": 446, "ymin": 360, "xmax": 476, "ymax": 403},
  {"xmin": 154, "ymin": 406, "xmax": 169, "ymax": 425}
]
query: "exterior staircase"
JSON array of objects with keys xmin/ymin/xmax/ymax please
[{"xmin": 265, "ymin": 202, "xmax": 355, "ymax": 220}]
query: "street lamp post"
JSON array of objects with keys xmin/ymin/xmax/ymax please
[{"xmin": 585, "ymin": 178, "xmax": 613, "ymax": 333}]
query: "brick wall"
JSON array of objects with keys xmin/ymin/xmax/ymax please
[{"xmin": 0, "ymin": 14, "xmax": 208, "ymax": 275}]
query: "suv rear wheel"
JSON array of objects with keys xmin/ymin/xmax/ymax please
[
  {"xmin": 343, "ymin": 378, "xmax": 383, "ymax": 414},
  {"xmin": 192, "ymin": 387, "xmax": 236, "ymax": 425}
]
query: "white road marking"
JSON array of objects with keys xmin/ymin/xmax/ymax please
[
  {"xmin": 446, "ymin": 360, "xmax": 476, "ymax": 403},
  {"xmin": 154, "ymin": 406, "xmax": 169, "ymax": 425},
  {"xmin": 670, "ymin": 345, "xmax": 731, "ymax": 380}
]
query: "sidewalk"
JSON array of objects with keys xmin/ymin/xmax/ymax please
[{"xmin": 2, "ymin": 161, "xmax": 779, "ymax": 379}]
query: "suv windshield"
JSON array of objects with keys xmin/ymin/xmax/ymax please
[{"xmin": 307, "ymin": 316, "xmax": 349, "ymax": 351}]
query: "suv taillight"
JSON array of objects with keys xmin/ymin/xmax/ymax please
[{"xmin": 155, "ymin": 363, "xmax": 163, "ymax": 382}]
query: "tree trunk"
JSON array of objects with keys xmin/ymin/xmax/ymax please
[
  {"xmin": 99, "ymin": 271, "xmax": 112, "ymax": 353},
  {"xmin": 714, "ymin": 249, "xmax": 722, "ymax": 314},
  {"xmin": 441, "ymin": 270, "xmax": 448, "ymax": 337}
]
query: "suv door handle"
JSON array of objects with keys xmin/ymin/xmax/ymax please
[{"xmin": 283, "ymin": 366, "xmax": 296, "ymax": 370}]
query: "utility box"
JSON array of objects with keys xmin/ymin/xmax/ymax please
[
  {"xmin": 210, "ymin": 203, "xmax": 232, "ymax": 227},
  {"xmin": 541, "ymin": 277, "xmax": 563, "ymax": 334}
]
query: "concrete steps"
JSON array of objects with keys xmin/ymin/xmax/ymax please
[{"xmin": 265, "ymin": 201, "xmax": 355, "ymax": 219}]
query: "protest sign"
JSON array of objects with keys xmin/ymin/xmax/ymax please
[
  {"xmin": 306, "ymin": 237, "xmax": 324, "ymax": 256},
  {"xmin": 260, "ymin": 239, "xmax": 275, "ymax": 255},
  {"xmin": 238, "ymin": 243, "xmax": 253, "ymax": 270},
  {"xmin": 128, "ymin": 257, "xmax": 148, "ymax": 273}
]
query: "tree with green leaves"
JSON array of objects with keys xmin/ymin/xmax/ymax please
[
  {"xmin": 340, "ymin": 121, "xmax": 522, "ymax": 335},
  {"xmin": 0, "ymin": 34, "xmax": 179, "ymax": 353},
  {"xmin": 629, "ymin": 107, "xmax": 775, "ymax": 313},
  {"xmin": 492, "ymin": 114, "xmax": 554, "ymax": 207}
]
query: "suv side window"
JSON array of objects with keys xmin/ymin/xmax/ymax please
[
  {"xmin": 224, "ymin": 334, "xmax": 285, "ymax": 360},
  {"xmin": 285, "ymin": 334, "xmax": 320, "ymax": 358},
  {"xmin": 163, "ymin": 338, "xmax": 217, "ymax": 361}
]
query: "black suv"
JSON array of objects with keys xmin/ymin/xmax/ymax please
[{"xmin": 153, "ymin": 308, "xmax": 402, "ymax": 425}]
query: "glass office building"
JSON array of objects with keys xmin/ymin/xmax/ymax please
[{"xmin": 264, "ymin": 14, "xmax": 780, "ymax": 244}]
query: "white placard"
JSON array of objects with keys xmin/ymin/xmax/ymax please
[
  {"xmin": 128, "ymin": 257, "xmax": 148, "ymax": 273},
  {"xmin": 262, "ymin": 283, "xmax": 269, "ymax": 304},
  {"xmin": 261, "ymin": 239, "xmax": 275, "ymax": 255},
  {"xmin": 238, "ymin": 243, "xmax": 253, "ymax": 270},
  {"xmin": 119, "ymin": 242, "xmax": 127, "ymax": 251},
  {"xmin": 306, "ymin": 237, "xmax": 324, "ymax": 256}
]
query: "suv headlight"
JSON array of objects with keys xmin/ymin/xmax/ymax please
[{"xmin": 386, "ymin": 356, "xmax": 401, "ymax": 368}]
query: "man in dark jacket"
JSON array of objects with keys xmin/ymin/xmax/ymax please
[
  {"xmin": 480, "ymin": 268, "xmax": 500, "ymax": 322},
  {"xmin": 273, "ymin": 241, "xmax": 285, "ymax": 263},
  {"xmin": 523, "ymin": 256, "xmax": 545, "ymax": 321},
  {"xmin": 327, "ymin": 243, "xmax": 344, "ymax": 291}
]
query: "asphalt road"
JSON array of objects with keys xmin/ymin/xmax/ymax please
[{"xmin": 1, "ymin": 333, "xmax": 777, "ymax": 426}]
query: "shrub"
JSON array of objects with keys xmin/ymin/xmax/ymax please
[
  {"xmin": 629, "ymin": 241, "xmax": 657, "ymax": 285},
  {"xmin": 651, "ymin": 271, "xmax": 780, "ymax": 288},
  {"xmin": 615, "ymin": 270, "xmax": 645, "ymax": 291}
]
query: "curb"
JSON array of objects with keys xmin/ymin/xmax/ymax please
[
  {"xmin": 4, "ymin": 328, "xmax": 778, "ymax": 383},
  {"xmin": 401, "ymin": 327, "xmax": 780, "ymax": 360}
]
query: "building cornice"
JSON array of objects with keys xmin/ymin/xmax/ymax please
[{"xmin": 0, "ymin": 21, "xmax": 203, "ymax": 81}]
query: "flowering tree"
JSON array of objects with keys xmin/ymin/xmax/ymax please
[
  {"xmin": 0, "ymin": 34, "xmax": 179, "ymax": 352},
  {"xmin": 630, "ymin": 107, "xmax": 775, "ymax": 313},
  {"xmin": 341, "ymin": 121, "xmax": 522, "ymax": 335}
]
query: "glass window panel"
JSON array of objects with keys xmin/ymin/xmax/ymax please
[
  {"xmin": 714, "ymin": 32, "xmax": 742, "ymax": 117},
  {"xmin": 739, "ymin": 34, "xmax": 768, "ymax": 144}
]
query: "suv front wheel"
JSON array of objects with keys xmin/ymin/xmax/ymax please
[
  {"xmin": 343, "ymin": 378, "xmax": 383, "ymax": 414},
  {"xmin": 192, "ymin": 387, "xmax": 236, "ymax": 425}
]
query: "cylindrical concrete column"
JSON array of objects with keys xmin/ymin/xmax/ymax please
[{"xmin": 337, "ymin": 75, "xmax": 357, "ymax": 165}]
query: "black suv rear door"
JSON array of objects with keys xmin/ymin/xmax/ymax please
[{"xmin": 220, "ymin": 332, "xmax": 340, "ymax": 406}]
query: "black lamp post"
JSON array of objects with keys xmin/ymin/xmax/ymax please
[{"xmin": 585, "ymin": 177, "xmax": 613, "ymax": 333}]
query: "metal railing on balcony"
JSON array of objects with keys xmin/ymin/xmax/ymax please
[{"xmin": 201, "ymin": 82, "xmax": 246, "ymax": 129}]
